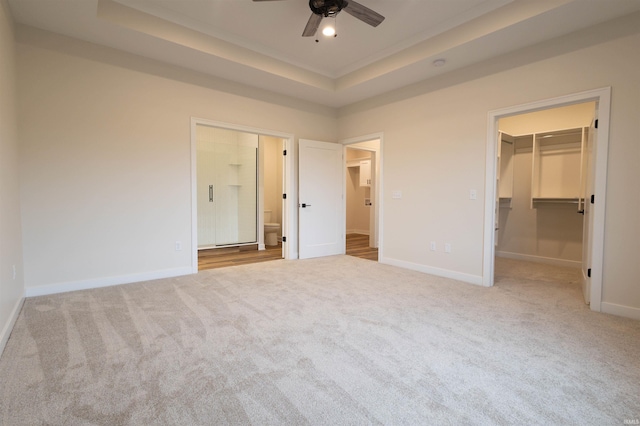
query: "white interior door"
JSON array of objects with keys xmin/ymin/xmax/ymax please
[
  {"xmin": 299, "ymin": 139, "xmax": 344, "ymax": 259},
  {"xmin": 581, "ymin": 120, "xmax": 597, "ymax": 304}
]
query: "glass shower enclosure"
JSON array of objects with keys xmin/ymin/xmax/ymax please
[{"xmin": 196, "ymin": 124, "xmax": 258, "ymax": 249}]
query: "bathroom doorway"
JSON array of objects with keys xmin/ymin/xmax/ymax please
[{"xmin": 191, "ymin": 118, "xmax": 293, "ymax": 272}]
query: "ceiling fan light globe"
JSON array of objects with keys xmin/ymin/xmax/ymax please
[{"xmin": 322, "ymin": 26, "xmax": 336, "ymax": 36}]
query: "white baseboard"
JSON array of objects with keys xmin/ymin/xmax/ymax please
[
  {"xmin": 346, "ymin": 229, "xmax": 370, "ymax": 235},
  {"xmin": 380, "ymin": 256, "xmax": 484, "ymax": 286},
  {"xmin": 25, "ymin": 266, "xmax": 194, "ymax": 298},
  {"xmin": 0, "ymin": 296, "xmax": 25, "ymax": 357},
  {"xmin": 496, "ymin": 251, "xmax": 582, "ymax": 269},
  {"xmin": 600, "ymin": 302, "xmax": 640, "ymax": 321}
]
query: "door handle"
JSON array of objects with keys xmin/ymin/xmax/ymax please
[
  {"xmin": 209, "ymin": 185, "xmax": 213, "ymax": 202},
  {"xmin": 300, "ymin": 203, "xmax": 311, "ymax": 208}
]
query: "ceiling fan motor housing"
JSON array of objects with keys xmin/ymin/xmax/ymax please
[{"xmin": 309, "ymin": 0, "xmax": 348, "ymax": 17}]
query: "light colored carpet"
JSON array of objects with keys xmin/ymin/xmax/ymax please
[{"xmin": 1, "ymin": 255, "xmax": 639, "ymax": 424}]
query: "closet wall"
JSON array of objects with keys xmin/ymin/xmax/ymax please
[{"xmin": 497, "ymin": 102, "xmax": 596, "ymax": 266}]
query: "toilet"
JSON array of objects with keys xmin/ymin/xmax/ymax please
[{"xmin": 264, "ymin": 210, "xmax": 281, "ymax": 246}]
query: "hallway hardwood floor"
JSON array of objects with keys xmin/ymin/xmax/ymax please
[
  {"xmin": 198, "ymin": 233, "xmax": 378, "ymax": 271},
  {"xmin": 345, "ymin": 233, "xmax": 379, "ymax": 261}
]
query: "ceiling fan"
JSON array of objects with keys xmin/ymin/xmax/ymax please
[{"xmin": 253, "ymin": 0, "xmax": 385, "ymax": 37}]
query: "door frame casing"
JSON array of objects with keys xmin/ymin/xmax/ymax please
[
  {"xmin": 341, "ymin": 133, "xmax": 384, "ymax": 258},
  {"xmin": 483, "ymin": 87, "xmax": 611, "ymax": 312},
  {"xmin": 190, "ymin": 118, "xmax": 295, "ymax": 272}
]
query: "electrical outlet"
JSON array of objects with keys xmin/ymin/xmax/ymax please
[
  {"xmin": 444, "ymin": 243, "xmax": 452, "ymax": 253},
  {"xmin": 175, "ymin": 241, "xmax": 182, "ymax": 251},
  {"xmin": 430, "ymin": 241, "xmax": 436, "ymax": 251}
]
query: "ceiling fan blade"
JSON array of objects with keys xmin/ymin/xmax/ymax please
[
  {"xmin": 302, "ymin": 13, "xmax": 323, "ymax": 37},
  {"xmin": 343, "ymin": 0, "xmax": 385, "ymax": 27}
]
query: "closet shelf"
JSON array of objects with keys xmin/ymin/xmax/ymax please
[
  {"xmin": 346, "ymin": 160, "xmax": 364, "ymax": 168},
  {"xmin": 499, "ymin": 197, "xmax": 512, "ymax": 209},
  {"xmin": 532, "ymin": 197, "xmax": 580, "ymax": 204}
]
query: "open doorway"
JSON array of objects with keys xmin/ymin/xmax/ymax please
[
  {"xmin": 191, "ymin": 118, "xmax": 294, "ymax": 272},
  {"xmin": 483, "ymin": 88, "xmax": 611, "ymax": 311},
  {"xmin": 342, "ymin": 136, "xmax": 382, "ymax": 261},
  {"xmin": 493, "ymin": 102, "xmax": 595, "ymax": 303}
]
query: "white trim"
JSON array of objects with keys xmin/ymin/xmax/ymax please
[
  {"xmin": 484, "ymin": 87, "xmax": 611, "ymax": 314},
  {"xmin": 496, "ymin": 251, "xmax": 581, "ymax": 269},
  {"xmin": 380, "ymin": 256, "xmax": 483, "ymax": 286},
  {"xmin": 601, "ymin": 302, "xmax": 640, "ymax": 321},
  {"xmin": 25, "ymin": 266, "xmax": 193, "ymax": 298},
  {"xmin": 197, "ymin": 241, "xmax": 257, "ymax": 251},
  {"xmin": 258, "ymin": 137, "xmax": 265, "ymax": 250},
  {"xmin": 284, "ymin": 135, "xmax": 297, "ymax": 259},
  {"xmin": 346, "ymin": 229, "xmax": 370, "ymax": 235},
  {"xmin": 190, "ymin": 118, "xmax": 296, "ymax": 269},
  {"xmin": 0, "ymin": 297, "xmax": 25, "ymax": 357},
  {"xmin": 341, "ymin": 132, "xmax": 384, "ymax": 255},
  {"xmin": 190, "ymin": 118, "xmax": 199, "ymax": 273}
]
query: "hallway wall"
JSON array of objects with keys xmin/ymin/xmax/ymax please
[{"xmin": 346, "ymin": 149, "xmax": 371, "ymax": 235}]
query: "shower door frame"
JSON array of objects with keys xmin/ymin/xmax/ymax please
[{"xmin": 196, "ymin": 126, "xmax": 259, "ymax": 249}]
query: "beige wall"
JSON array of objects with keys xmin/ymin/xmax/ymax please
[
  {"xmin": 0, "ymin": 0, "xmax": 24, "ymax": 348},
  {"xmin": 346, "ymin": 148, "xmax": 371, "ymax": 234},
  {"xmin": 17, "ymin": 28, "xmax": 336, "ymax": 292},
  {"xmin": 339, "ymin": 30, "xmax": 640, "ymax": 315},
  {"xmin": 496, "ymin": 103, "xmax": 596, "ymax": 265}
]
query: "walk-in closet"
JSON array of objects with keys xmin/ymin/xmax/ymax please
[{"xmin": 495, "ymin": 102, "xmax": 597, "ymax": 290}]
